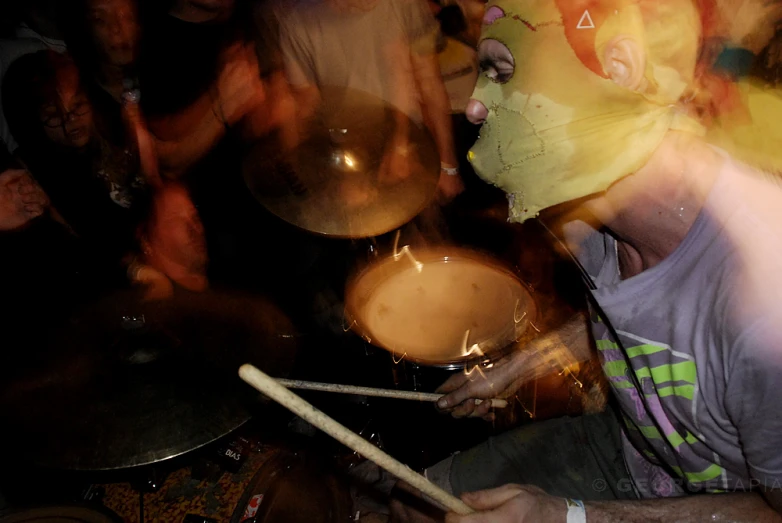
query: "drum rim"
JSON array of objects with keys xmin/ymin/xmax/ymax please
[{"xmin": 344, "ymin": 247, "xmax": 539, "ymax": 367}]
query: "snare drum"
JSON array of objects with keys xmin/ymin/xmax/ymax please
[{"xmin": 345, "ymin": 247, "xmax": 537, "ymax": 368}]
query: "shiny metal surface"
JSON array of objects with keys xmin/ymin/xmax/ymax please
[
  {"xmin": 0, "ymin": 290, "xmax": 297, "ymax": 471},
  {"xmin": 243, "ymin": 87, "xmax": 440, "ymax": 239}
]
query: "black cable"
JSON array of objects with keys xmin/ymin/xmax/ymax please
[{"xmin": 139, "ymin": 491, "xmax": 145, "ymax": 523}]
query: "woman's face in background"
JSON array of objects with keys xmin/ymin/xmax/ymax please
[
  {"xmin": 87, "ymin": 0, "xmax": 140, "ymax": 67},
  {"xmin": 38, "ymin": 67, "xmax": 94, "ymax": 149}
]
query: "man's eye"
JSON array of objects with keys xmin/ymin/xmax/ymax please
[
  {"xmin": 479, "ymin": 60, "xmax": 513, "ymax": 84},
  {"xmin": 479, "ymin": 60, "xmax": 497, "ymax": 78},
  {"xmin": 483, "ymin": 66, "xmax": 498, "ymax": 81},
  {"xmin": 495, "ymin": 67, "xmax": 513, "ymax": 83}
]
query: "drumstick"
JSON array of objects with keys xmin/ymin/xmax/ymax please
[
  {"xmin": 276, "ymin": 378, "xmax": 508, "ymax": 409},
  {"xmin": 239, "ymin": 364, "xmax": 473, "ymax": 516}
]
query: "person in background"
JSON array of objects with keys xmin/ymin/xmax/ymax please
[
  {"xmin": 277, "ymin": 0, "xmax": 465, "ymax": 203},
  {"xmin": 134, "ymin": 0, "xmax": 290, "ymax": 178},
  {"xmin": 0, "ymin": 0, "xmax": 67, "ymax": 153},
  {"xmin": 3, "ymin": 50, "xmax": 145, "ymax": 262},
  {"xmin": 60, "ymin": 0, "xmax": 143, "ymax": 158},
  {"xmin": 433, "ymin": 3, "xmax": 479, "ymax": 117},
  {"xmin": 0, "ymin": 135, "xmax": 127, "ymax": 357},
  {"xmin": 451, "ymin": 0, "xmax": 486, "ymax": 48},
  {"xmin": 707, "ymin": 0, "xmax": 782, "ymax": 80},
  {"xmin": 127, "ymin": 182, "xmax": 208, "ymax": 300}
]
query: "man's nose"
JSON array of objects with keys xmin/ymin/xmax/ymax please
[{"xmin": 466, "ymin": 99, "xmax": 488, "ymax": 125}]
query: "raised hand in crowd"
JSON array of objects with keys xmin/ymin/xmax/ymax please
[
  {"xmin": 0, "ymin": 169, "xmax": 49, "ymax": 231},
  {"xmin": 214, "ymin": 41, "xmax": 267, "ymax": 128}
]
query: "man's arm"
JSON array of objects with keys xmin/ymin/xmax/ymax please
[
  {"xmin": 150, "ymin": 94, "xmax": 227, "ymax": 179},
  {"xmin": 446, "ymin": 485, "xmax": 782, "ymax": 523},
  {"xmin": 150, "ymin": 43, "xmax": 268, "ymax": 178},
  {"xmin": 410, "ymin": 49, "xmax": 459, "ymax": 168},
  {"xmin": 410, "ymin": 48, "xmax": 466, "ymax": 201},
  {"xmin": 436, "ymin": 312, "xmax": 593, "ymax": 419},
  {"xmin": 405, "ymin": 2, "xmax": 464, "ymax": 200},
  {"xmin": 585, "ymin": 492, "xmax": 782, "ymax": 522}
]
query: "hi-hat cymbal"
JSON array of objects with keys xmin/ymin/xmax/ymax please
[
  {"xmin": 243, "ymin": 87, "xmax": 440, "ymax": 239},
  {"xmin": 0, "ymin": 289, "xmax": 297, "ymax": 471}
]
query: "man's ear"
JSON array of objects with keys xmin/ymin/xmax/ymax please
[{"xmin": 603, "ymin": 36, "xmax": 647, "ymax": 91}]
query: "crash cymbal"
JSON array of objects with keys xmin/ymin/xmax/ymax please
[
  {"xmin": 243, "ymin": 87, "xmax": 440, "ymax": 239},
  {"xmin": 0, "ymin": 289, "xmax": 297, "ymax": 471}
]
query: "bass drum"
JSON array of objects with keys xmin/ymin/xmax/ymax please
[
  {"xmin": 0, "ymin": 505, "xmax": 122, "ymax": 522},
  {"xmin": 101, "ymin": 446, "xmax": 352, "ymax": 523}
]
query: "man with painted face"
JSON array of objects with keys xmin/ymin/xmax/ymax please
[{"xmin": 390, "ymin": 0, "xmax": 782, "ymax": 521}]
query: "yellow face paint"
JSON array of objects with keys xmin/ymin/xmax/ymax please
[{"xmin": 468, "ymin": 0, "xmax": 702, "ymax": 222}]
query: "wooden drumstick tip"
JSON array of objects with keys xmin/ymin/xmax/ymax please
[{"xmin": 483, "ymin": 398, "xmax": 508, "ymax": 409}]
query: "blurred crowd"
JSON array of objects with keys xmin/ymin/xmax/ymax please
[
  {"xmin": 2, "ymin": 0, "xmax": 782, "ymax": 346},
  {"xmin": 0, "ymin": 0, "xmax": 486, "ymax": 345}
]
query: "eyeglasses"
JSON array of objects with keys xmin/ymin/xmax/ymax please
[{"xmin": 40, "ymin": 102, "xmax": 91, "ymax": 129}]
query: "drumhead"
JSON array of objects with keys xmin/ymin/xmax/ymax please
[{"xmin": 346, "ymin": 248, "xmax": 537, "ymax": 366}]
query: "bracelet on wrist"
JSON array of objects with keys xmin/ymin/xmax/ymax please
[
  {"xmin": 566, "ymin": 498, "xmax": 586, "ymax": 523},
  {"xmin": 440, "ymin": 163, "xmax": 459, "ymax": 176}
]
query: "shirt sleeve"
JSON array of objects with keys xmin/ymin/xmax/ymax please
[{"xmin": 726, "ymin": 316, "xmax": 782, "ymax": 486}]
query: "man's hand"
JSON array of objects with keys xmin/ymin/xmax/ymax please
[
  {"xmin": 445, "ymin": 485, "xmax": 566, "ymax": 523},
  {"xmin": 437, "ymin": 314, "xmax": 592, "ymax": 420},
  {"xmin": 436, "ymin": 350, "xmax": 531, "ymax": 420},
  {"xmin": 0, "ymin": 169, "xmax": 49, "ymax": 231},
  {"xmin": 436, "ymin": 169, "xmax": 465, "ymax": 203},
  {"xmin": 378, "ymin": 142, "xmax": 416, "ymax": 185},
  {"xmin": 130, "ymin": 263, "xmax": 174, "ymax": 302},
  {"xmin": 215, "ymin": 43, "xmax": 266, "ymax": 127}
]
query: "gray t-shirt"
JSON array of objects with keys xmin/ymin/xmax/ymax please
[
  {"xmin": 278, "ymin": 0, "xmax": 438, "ymax": 121},
  {"xmin": 566, "ymin": 158, "xmax": 782, "ymax": 497}
]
